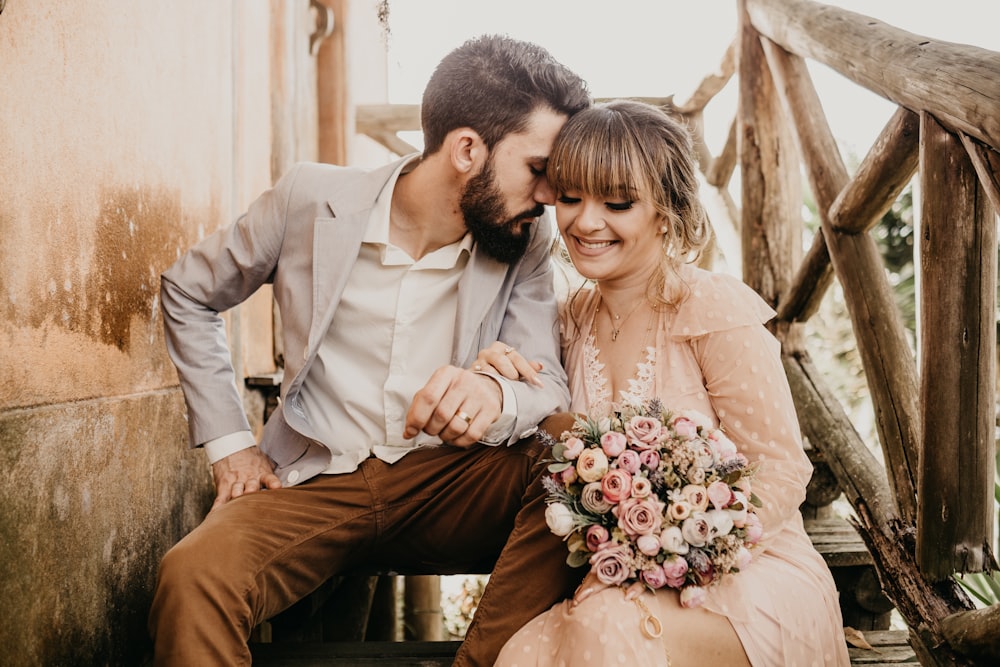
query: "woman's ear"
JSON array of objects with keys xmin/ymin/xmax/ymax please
[{"xmin": 448, "ymin": 128, "xmax": 488, "ymax": 176}]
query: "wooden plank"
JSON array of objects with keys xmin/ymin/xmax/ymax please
[
  {"xmin": 805, "ymin": 518, "xmax": 874, "ymax": 567},
  {"xmin": 848, "ymin": 647, "xmax": 919, "ymax": 666}
]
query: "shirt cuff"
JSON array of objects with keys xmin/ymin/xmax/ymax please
[
  {"xmin": 203, "ymin": 430, "xmax": 257, "ymax": 464},
  {"xmin": 475, "ymin": 371, "xmax": 517, "ymax": 445}
]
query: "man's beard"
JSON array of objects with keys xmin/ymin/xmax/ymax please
[{"xmin": 460, "ymin": 160, "xmax": 543, "ymax": 265}]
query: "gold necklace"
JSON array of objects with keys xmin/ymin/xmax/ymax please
[{"xmin": 598, "ymin": 292, "xmax": 647, "ymax": 342}]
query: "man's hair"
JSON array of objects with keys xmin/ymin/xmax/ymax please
[{"xmin": 420, "ymin": 34, "xmax": 591, "ymax": 157}]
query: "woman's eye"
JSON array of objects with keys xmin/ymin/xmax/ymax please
[
  {"xmin": 557, "ymin": 195, "xmax": 581, "ymax": 205},
  {"xmin": 529, "ymin": 166, "xmax": 545, "ymax": 177},
  {"xmin": 606, "ymin": 201, "xmax": 634, "ymax": 211}
]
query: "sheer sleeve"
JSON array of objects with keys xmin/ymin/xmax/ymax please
[{"xmin": 671, "ymin": 270, "xmax": 813, "ymax": 550}]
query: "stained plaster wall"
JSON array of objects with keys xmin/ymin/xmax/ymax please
[{"xmin": 0, "ymin": 1, "xmax": 274, "ymax": 664}]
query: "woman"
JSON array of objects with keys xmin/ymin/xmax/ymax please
[{"xmin": 476, "ymin": 101, "xmax": 849, "ymax": 666}]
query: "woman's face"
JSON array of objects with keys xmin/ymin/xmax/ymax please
[{"xmin": 555, "ymin": 190, "xmax": 664, "ymax": 286}]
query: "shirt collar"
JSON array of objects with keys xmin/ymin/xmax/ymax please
[{"xmin": 365, "ymin": 156, "xmax": 472, "ymax": 268}]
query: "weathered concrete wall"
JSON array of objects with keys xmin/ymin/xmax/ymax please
[
  {"xmin": 0, "ymin": 1, "xmax": 245, "ymax": 663},
  {"xmin": 0, "ymin": 0, "xmax": 389, "ymax": 662}
]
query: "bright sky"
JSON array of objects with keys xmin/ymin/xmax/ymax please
[{"xmin": 384, "ymin": 0, "xmax": 997, "ymax": 158}]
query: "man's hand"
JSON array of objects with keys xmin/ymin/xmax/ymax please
[
  {"xmin": 404, "ymin": 365, "xmax": 504, "ymax": 447},
  {"xmin": 210, "ymin": 446, "xmax": 282, "ymax": 511}
]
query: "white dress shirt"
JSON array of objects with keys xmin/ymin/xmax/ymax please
[{"xmin": 204, "ymin": 159, "xmax": 516, "ymax": 468}]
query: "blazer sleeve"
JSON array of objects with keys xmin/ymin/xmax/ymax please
[
  {"xmin": 493, "ymin": 214, "xmax": 572, "ymax": 442},
  {"xmin": 160, "ymin": 164, "xmax": 303, "ymax": 447}
]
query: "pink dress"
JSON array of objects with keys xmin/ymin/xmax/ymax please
[{"xmin": 496, "ymin": 265, "xmax": 849, "ymax": 666}]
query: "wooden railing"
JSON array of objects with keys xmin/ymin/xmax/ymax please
[{"xmin": 354, "ymin": 0, "xmax": 1000, "ymax": 663}]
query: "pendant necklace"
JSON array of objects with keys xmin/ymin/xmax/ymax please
[{"xmin": 598, "ymin": 292, "xmax": 646, "ymax": 342}]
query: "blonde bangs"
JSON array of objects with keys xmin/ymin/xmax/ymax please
[{"xmin": 548, "ymin": 107, "xmax": 654, "ymax": 202}]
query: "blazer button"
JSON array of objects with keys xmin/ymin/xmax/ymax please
[{"xmin": 287, "ymin": 470, "xmax": 300, "ymax": 484}]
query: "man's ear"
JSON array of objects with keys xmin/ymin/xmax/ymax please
[{"xmin": 448, "ymin": 128, "xmax": 488, "ymax": 176}]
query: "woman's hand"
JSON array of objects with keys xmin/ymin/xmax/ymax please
[
  {"xmin": 471, "ymin": 341, "xmax": 544, "ymax": 388},
  {"xmin": 571, "ymin": 570, "xmax": 646, "ymax": 607}
]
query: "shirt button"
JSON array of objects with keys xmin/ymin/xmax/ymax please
[{"xmin": 287, "ymin": 470, "xmax": 300, "ymax": 484}]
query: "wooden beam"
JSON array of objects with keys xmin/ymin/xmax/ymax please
[
  {"xmin": 777, "ymin": 107, "xmax": 919, "ymax": 321},
  {"xmin": 763, "ymin": 40, "xmax": 920, "ymax": 522},
  {"xmin": 674, "ymin": 37, "xmax": 737, "ymax": 114},
  {"xmin": 940, "ymin": 604, "xmax": 1000, "ymax": 662},
  {"xmin": 745, "ymin": 0, "xmax": 1000, "ymax": 150},
  {"xmin": 783, "ymin": 353, "xmax": 896, "ymax": 524},
  {"xmin": 917, "ymin": 112, "xmax": 997, "ymax": 580},
  {"xmin": 705, "ymin": 116, "xmax": 738, "ymax": 188},
  {"xmin": 737, "ymin": 1, "xmax": 802, "ymax": 352},
  {"xmin": 960, "ymin": 133, "xmax": 1000, "ymax": 218}
]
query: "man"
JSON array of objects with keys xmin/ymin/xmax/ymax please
[{"xmin": 149, "ymin": 35, "xmax": 591, "ymax": 666}]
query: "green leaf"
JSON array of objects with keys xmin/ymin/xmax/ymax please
[
  {"xmin": 548, "ymin": 461, "xmax": 572, "ymax": 473},
  {"xmin": 567, "ymin": 549, "xmax": 591, "ymax": 568}
]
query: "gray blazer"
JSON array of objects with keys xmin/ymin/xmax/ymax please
[{"xmin": 161, "ymin": 158, "xmax": 570, "ymax": 485}]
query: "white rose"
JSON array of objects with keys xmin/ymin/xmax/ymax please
[
  {"xmin": 545, "ymin": 502, "xmax": 576, "ymax": 537},
  {"xmin": 706, "ymin": 508, "xmax": 734, "ymax": 537},
  {"xmin": 659, "ymin": 526, "xmax": 690, "ymax": 554}
]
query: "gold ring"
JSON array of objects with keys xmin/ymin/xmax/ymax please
[
  {"xmin": 504, "ymin": 346, "xmax": 515, "ymax": 355},
  {"xmin": 457, "ymin": 411, "xmax": 472, "ymax": 424}
]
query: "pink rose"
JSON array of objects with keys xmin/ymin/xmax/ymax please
[
  {"xmin": 661, "ymin": 555, "xmax": 689, "ymax": 588},
  {"xmin": 617, "ymin": 449, "xmax": 641, "ymax": 474},
  {"xmin": 638, "ymin": 449, "xmax": 661, "ymax": 470},
  {"xmin": 631, "ymin": 476, "xmax": 652, "ymax": 498},
  {"xmin": 580, "ymin": 482, "xmax": 614, "ymax": 514},
  {"xmin": 576, "ymin": 448, "xmax": 609, "ymax": 483},
  {"xmin": 672, "ymin": 416, "xmax": 698, "ymax": 439},
  {"xmin": 681, "ymin": 514, "xmax": 711, "ymax": 547},
  {"xmin": 659, "ymin": 526, "xmax": 689, "ymax": 554},
  {"xmin": 680, "ymin": 585, "xmax": 708, "ymax": 608},
  {"xmin": 585, "ymin": 524, "xmax": 610, "ymax": 552},
  {"xmin": 668, "ymin": 499, "xmax": 692, "ymax": 522},
  {"xmin": 707, "ymin": 480, "xmax": 734, "ymax": 509},
  {"xmin": 625, "ymin": 416, "xmax": 663, "ymax": 450},
  {"xmin": 736, "ymin": 546, "xmax": 753, "ymax": 570},
  {"xmin": 562, "ymin": 437, "xmax": 585, "ymax": 460},
  {"xmin": 680, "ymin": 409, "xmax": 714, "ymax": 430},
  {"xmin": 600, "ymin": 431, "xmax": 628, "ymax": 457},
  {"xmin": 744, "ymin": 512, "xmax": 763, "ymax": 544},
  {"xmin": 691, "ymin": 558, "xmax": 715, "ymax": 586},
  {"xmin": 681, "ymin": 484, "xmax": 710, "ymax": 512},
  {"xmin": 636, "ymin": 533, "xmax": 661, "ymax": 556},
  {"xmin": 560, "ymin": 465, "xmax": 578, "ymax": 485},
  {"xmin": 589, "ymin": 544, "xmax": 632, "ymax": 586},
  {"xmin": 617, "ymin": 497, "xmax": 664, "ymax": 536},
  {"xmin": 601, "ymin": 469, "xmax": 633, "ymax": 503},
  {"xmin": 642, "ymin": 566, "xmax": 669, "ymax": 589},
  {"xmin": 708, "ymin": 431, "xmax": 739, "ymax": 460}
]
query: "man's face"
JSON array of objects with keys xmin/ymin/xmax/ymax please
[{"xmin": 460, "ymin": 107, "xmax": 568, "ymax": 264}]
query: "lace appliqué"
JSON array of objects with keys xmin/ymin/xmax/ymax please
[{"xmin": 584, "ymin": 334, "xmax": 657, "ymax": 415}]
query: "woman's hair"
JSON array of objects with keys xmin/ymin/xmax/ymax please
[
  {"xmin": 420, "ymin": 35, "xmax": 591, "ymax": 157},
  {"xmin": 547, "ymin": 100, "xmax": 710, "ymax": 308}
]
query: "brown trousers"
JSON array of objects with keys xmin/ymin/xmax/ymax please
[{"xmin": 148, "ymin": 414, "xmax": 582, "ymax": 667}]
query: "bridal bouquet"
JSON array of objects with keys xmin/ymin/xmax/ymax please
[{"xmin": 542, "ymin": 398, "xmax": 762, "ymax": 607}]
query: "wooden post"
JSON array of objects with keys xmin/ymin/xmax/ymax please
[
  {"xmin": 917, "ymin": 112, "xmax": 997, "ymax": 580},
  {"xmin": 403, "ymin": 575, "xmax": 444, "ymax": 641},
  {"xmin": 737, "ymin": 1, "xmax": 802, "ymax": 350}
]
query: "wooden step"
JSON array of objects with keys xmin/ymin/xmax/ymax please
[
  {"xmin": 847, "ymin": 630, "xmax": 919, "ymax": 665},
  {"xmin": 252, "ymin": 631, "xmax": 916, "ymax": 666},
  {"xmin": 805, "ymin": 516, "xmax": 873, "ymax": 568}
]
